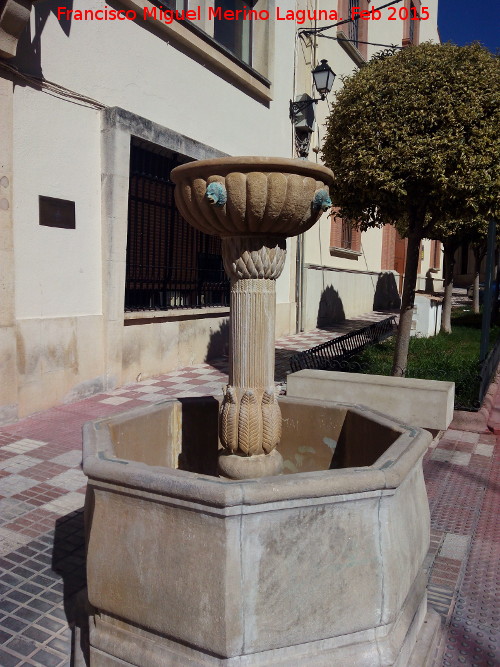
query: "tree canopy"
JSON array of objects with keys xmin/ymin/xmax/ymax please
[
  {"xmin": 322, "ymin": 42, "xmax": 499, "ymax": 236},
  {"xmin": 322, "ymin": 42, "xmax": 499, "ymax": 375}
]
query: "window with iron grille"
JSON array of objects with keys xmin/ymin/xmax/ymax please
[
  {"xmin": 348, "ymin": 0, "xmax": 360, "ymax": 47},
  {"xmin": 341, "ymin": 220, "xmax": 353, "ymax": 249},
  {"xmin": 125, "ymin": 140, "xmax": 230, "ymax": 311}
]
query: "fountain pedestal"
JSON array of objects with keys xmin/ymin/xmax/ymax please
[
  {"xmin": 171, "ymin": 157, "xmax": 334, "ymax": 478},
  {"xmin": 219, "ymin": 237, "xmax": 285, "ymax": 478}
]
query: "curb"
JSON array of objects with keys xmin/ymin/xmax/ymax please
[{"xmin": 449, "ymin": 370, "xmax": 500, "ymax": 433}]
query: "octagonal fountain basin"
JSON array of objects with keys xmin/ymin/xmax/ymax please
[{"xmin": 83, "ymin": 396, "xmax": 440, "ymax": 667}]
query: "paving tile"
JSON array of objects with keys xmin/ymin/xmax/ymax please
[
  {"xmin": 18, "ymin": 580, "xmax": 46, "ymax": 596},
  {"xmin": 0, "ymin": 648, "xmax": 21, "ymax": 667},
  {"xmin": 478, "ymin": 433, "xmax": 496, "ymax": 444},
  {"xmin": 0, "ymin": 627, "xmax": 15, "ymax": 644},
  {"xmin": 45, "ymin": 469, "xmax": 87, "ymax": 492},
  {"xmin": 5, "ymin": 634, "xmax": 39, "ymax": 656},
  {"xmin": 475, "ymin": 443, "xmax": 495, "ymax": 457},
  {"xmin": 135, "ymin": 385, "xmax": 164, "ymax": 393},
  {"xmin": 30, "ymin": 443, "xmax": 77, "ymax": 461},
  {"xmin": 4, "ymin": 508, "xmax": 56, "ymax": 538},
  {"xmin": 22, "ymin": 461, "xmax": 69, "ymax": 483},
  {"xmin": 428, "ymin": 583, "xmax": 455, "ymax": 618},
  {"xmin": 23, "ymin": 625, "xmax": 53, "ymax": 644},
  {"xmin": 0, "ymin": 527, "xmax": 34, "ymax": 555},
  {"xmin": 0, "ymin": 598, "xmax": 21, "ymax": 614},
  {"xmin": 0, "ymin": 475, "xmax": 46, "ymax": 498},
  {"xmin": 0, "ymin": 498, "xmax": 37, "ymax": 524},
  {"xmin": 459, "ymin": 431, "xmax": 480, "ymax": 444},
  {"xmin": 12, "ymin": 483, "xmax": 68, "ymax": 507},
  {"xmin": 49, "ymin": 450, "xmax": 82, "ymax": 467},
  {"xmin": 430, "ymin": 448, "xmax": 472, "ymax": 467},
  {"xmin": 1, "ymin": 439, "xmax": 48, "ymax": 454},
  {"xmin": 136, "ymin": 393, "xmax": 171, "ymax": 402},
  {"xmin": 35, "ymin": 616, "xmax": 65, "ymax": 633},
  {"xmin": 105, "ymin": 388, "xmax": 132, "ymax": 396},
  {"xmin": 47, "ymin": 635, "xmax": 71, "ymax": 653},
  {"xmin": 1, "ymin": 615, "xmax": 29, "ymax": 633},
  {"xmin": 444, "ymin": 429, "xmax": 464, "ymax": 440},
  {"xmin": 30, "ymin": 648, "xmax": 66, "ymax": 666},
  {"xmin": 99, "ymin": 396, "xmax": 132, "ymax": 405},
  {"xmin": 5, "ymin": 588, "xmax": 32, "ymax": 604},
  {"xmin": 0, "ymin": 454, "xmax": 44, "ymax": 474},
  {"xmin": 41, "ymin": 492, "xmax": 85, "ymax": 515}
]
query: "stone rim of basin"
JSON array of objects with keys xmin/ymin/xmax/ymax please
[
  {"xmin": 83, "ymin": 397, "xmax": 432, "ymax": 503},
  {"xmin": 171, "ymin": 155, "xmax": 334, "ymax": 180}
]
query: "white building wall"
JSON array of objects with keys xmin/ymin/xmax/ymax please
[
  {"xmin": 14, "ymin": 1, "xmax": 295, "ymax": 158},
  {"xmin": 7, "ymin": 0, "xmax": 299, "ymax": 418},
  {"xmin": 13, "ymin": 90, "xmax": 102, "ymax": 318},
  {"xmin": 295, "ymin": 0, "xmax": 441, "ymax": 327}
]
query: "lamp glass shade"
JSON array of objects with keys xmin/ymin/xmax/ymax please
[{"xmin": 312, "ymin": 60, "xmax": 336, "ymax": 96}]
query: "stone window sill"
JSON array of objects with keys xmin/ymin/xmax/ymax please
[
  {"xmin": 329, "ymin": 247, "xmax": 362, "ymax": 260},
  {"xmin": 124, "ymin": 307, "xmax": 230, "ymax": 324},
  {"xmin": 336, "ymin": 30, "xmax": 367, "ymax": 67},
  {"xmin": 121, "ymin": 0, "xmax": 272, "ymax": 102}
]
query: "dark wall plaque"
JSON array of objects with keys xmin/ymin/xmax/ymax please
[{"xmin": 39, "ymin": 196, "xmax": 76, "ymax": 229}]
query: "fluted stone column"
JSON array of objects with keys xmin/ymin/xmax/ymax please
[{"xmin": 218, "ymin": 236, "xmax": 286, "ymax": 478}]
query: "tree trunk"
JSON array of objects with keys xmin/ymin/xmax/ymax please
[
  {"xmin": 493, "ymin": 247, "xmax": 500, "ymax": 324},
  {"xmin": 391, "ymin": 230, "xmax": 421, "ymax": 377},
  {"xmin": 441, "ymin": 242, "xmax": 456, "ymax": 333},
  {"xmin": 472, "ymin": 247, "xmax": 481, "ymax": 315}
]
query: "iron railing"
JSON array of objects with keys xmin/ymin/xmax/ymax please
[
  {"xmin": 289, "ymin": 316, "xmax": 397, "ymax": 373},
  {"xmin": 125, "ymin": 141, "xmax": 230, "ymax": 311},
  {"xmin": 478, "ymin": 335, "xmax": 500, "ymax": 406}
]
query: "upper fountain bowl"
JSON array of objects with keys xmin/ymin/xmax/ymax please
[{"xmin": 171, "ymin": 156, "xmax": 334, "ymax": 238}]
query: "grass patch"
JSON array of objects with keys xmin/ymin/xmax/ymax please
[{"xmin": 357, "ymin": 310, "xmax": 500, "ymax": 409}]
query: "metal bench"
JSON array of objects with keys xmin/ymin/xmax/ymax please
[{"xmin": 289, "ymin": 316, "xmax": 397, "ymax": 373}]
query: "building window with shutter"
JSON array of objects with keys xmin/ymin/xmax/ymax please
[
  {"xmin": 337, "ymin": 0, "xmax": 369, "ymax": 60},
  {"xmin": 213, "ymin": 0, "xmax": 252, "ymax": 64},
  {"xmin": 125, "ymin": 140, "xmax": 230, "ymax": 312},
  {"xmin": 341, "ymin": 220, "xmax": 353, "ymax": 250},
  {"xmin": 402, "ymin": 0, "xmax": 421, "ymax": 46},
  {"xmin": 430, "ymin": 240, "xmax": 441, "ymax": 270},
  {"xmin": 330, "ymin": 214, "xmax": 362, "ymax": 258}
]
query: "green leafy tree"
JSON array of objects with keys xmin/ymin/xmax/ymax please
[{"xmin": 322, "ymin": 42, "xmax": 499, "ymax": 376}]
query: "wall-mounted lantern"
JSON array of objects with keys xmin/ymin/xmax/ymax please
[{"xmin": 290, "ymin": 60, "xmax": 336, "ymax": 158}]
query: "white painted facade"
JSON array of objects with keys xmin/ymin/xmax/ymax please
[
  {"xmin": 294, "ymin": 0, "xmax": 442, "ymax": 329},
  {"xmin": 0, "ymin": 0, "xmax": 442, "ymax": 421},
  {"xmin": 1, "ymin": 0, "xmax": 300, "ymax": 419}
]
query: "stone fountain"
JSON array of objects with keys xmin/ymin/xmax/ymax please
[
  {"xmin": 172, "ymin": 156, "xmax": 334, "ymax": 479},
  {"xmin": 82, "ymin": 157, "xmax": 440, "ymax": 666}
]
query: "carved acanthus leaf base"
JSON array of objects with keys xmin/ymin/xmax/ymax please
[
  {"xmin": 222, "ymin": 236, "xmax": 286, "ymax": 280},
  {"xmin": 220, "ymin": 385, "xmax": 282, "ymax": 456}
]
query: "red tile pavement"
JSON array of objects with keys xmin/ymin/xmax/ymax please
[
  {"xmin": 12, "ymin": 484, "xmax": 69, "ymax": 507},
  {"xmin": 4, "ymin": 509, "xmax": 57, "ymax": 538},
  {"xmin": 0, "ymin": 311, "xmax": 498, "ymax": 666}
]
